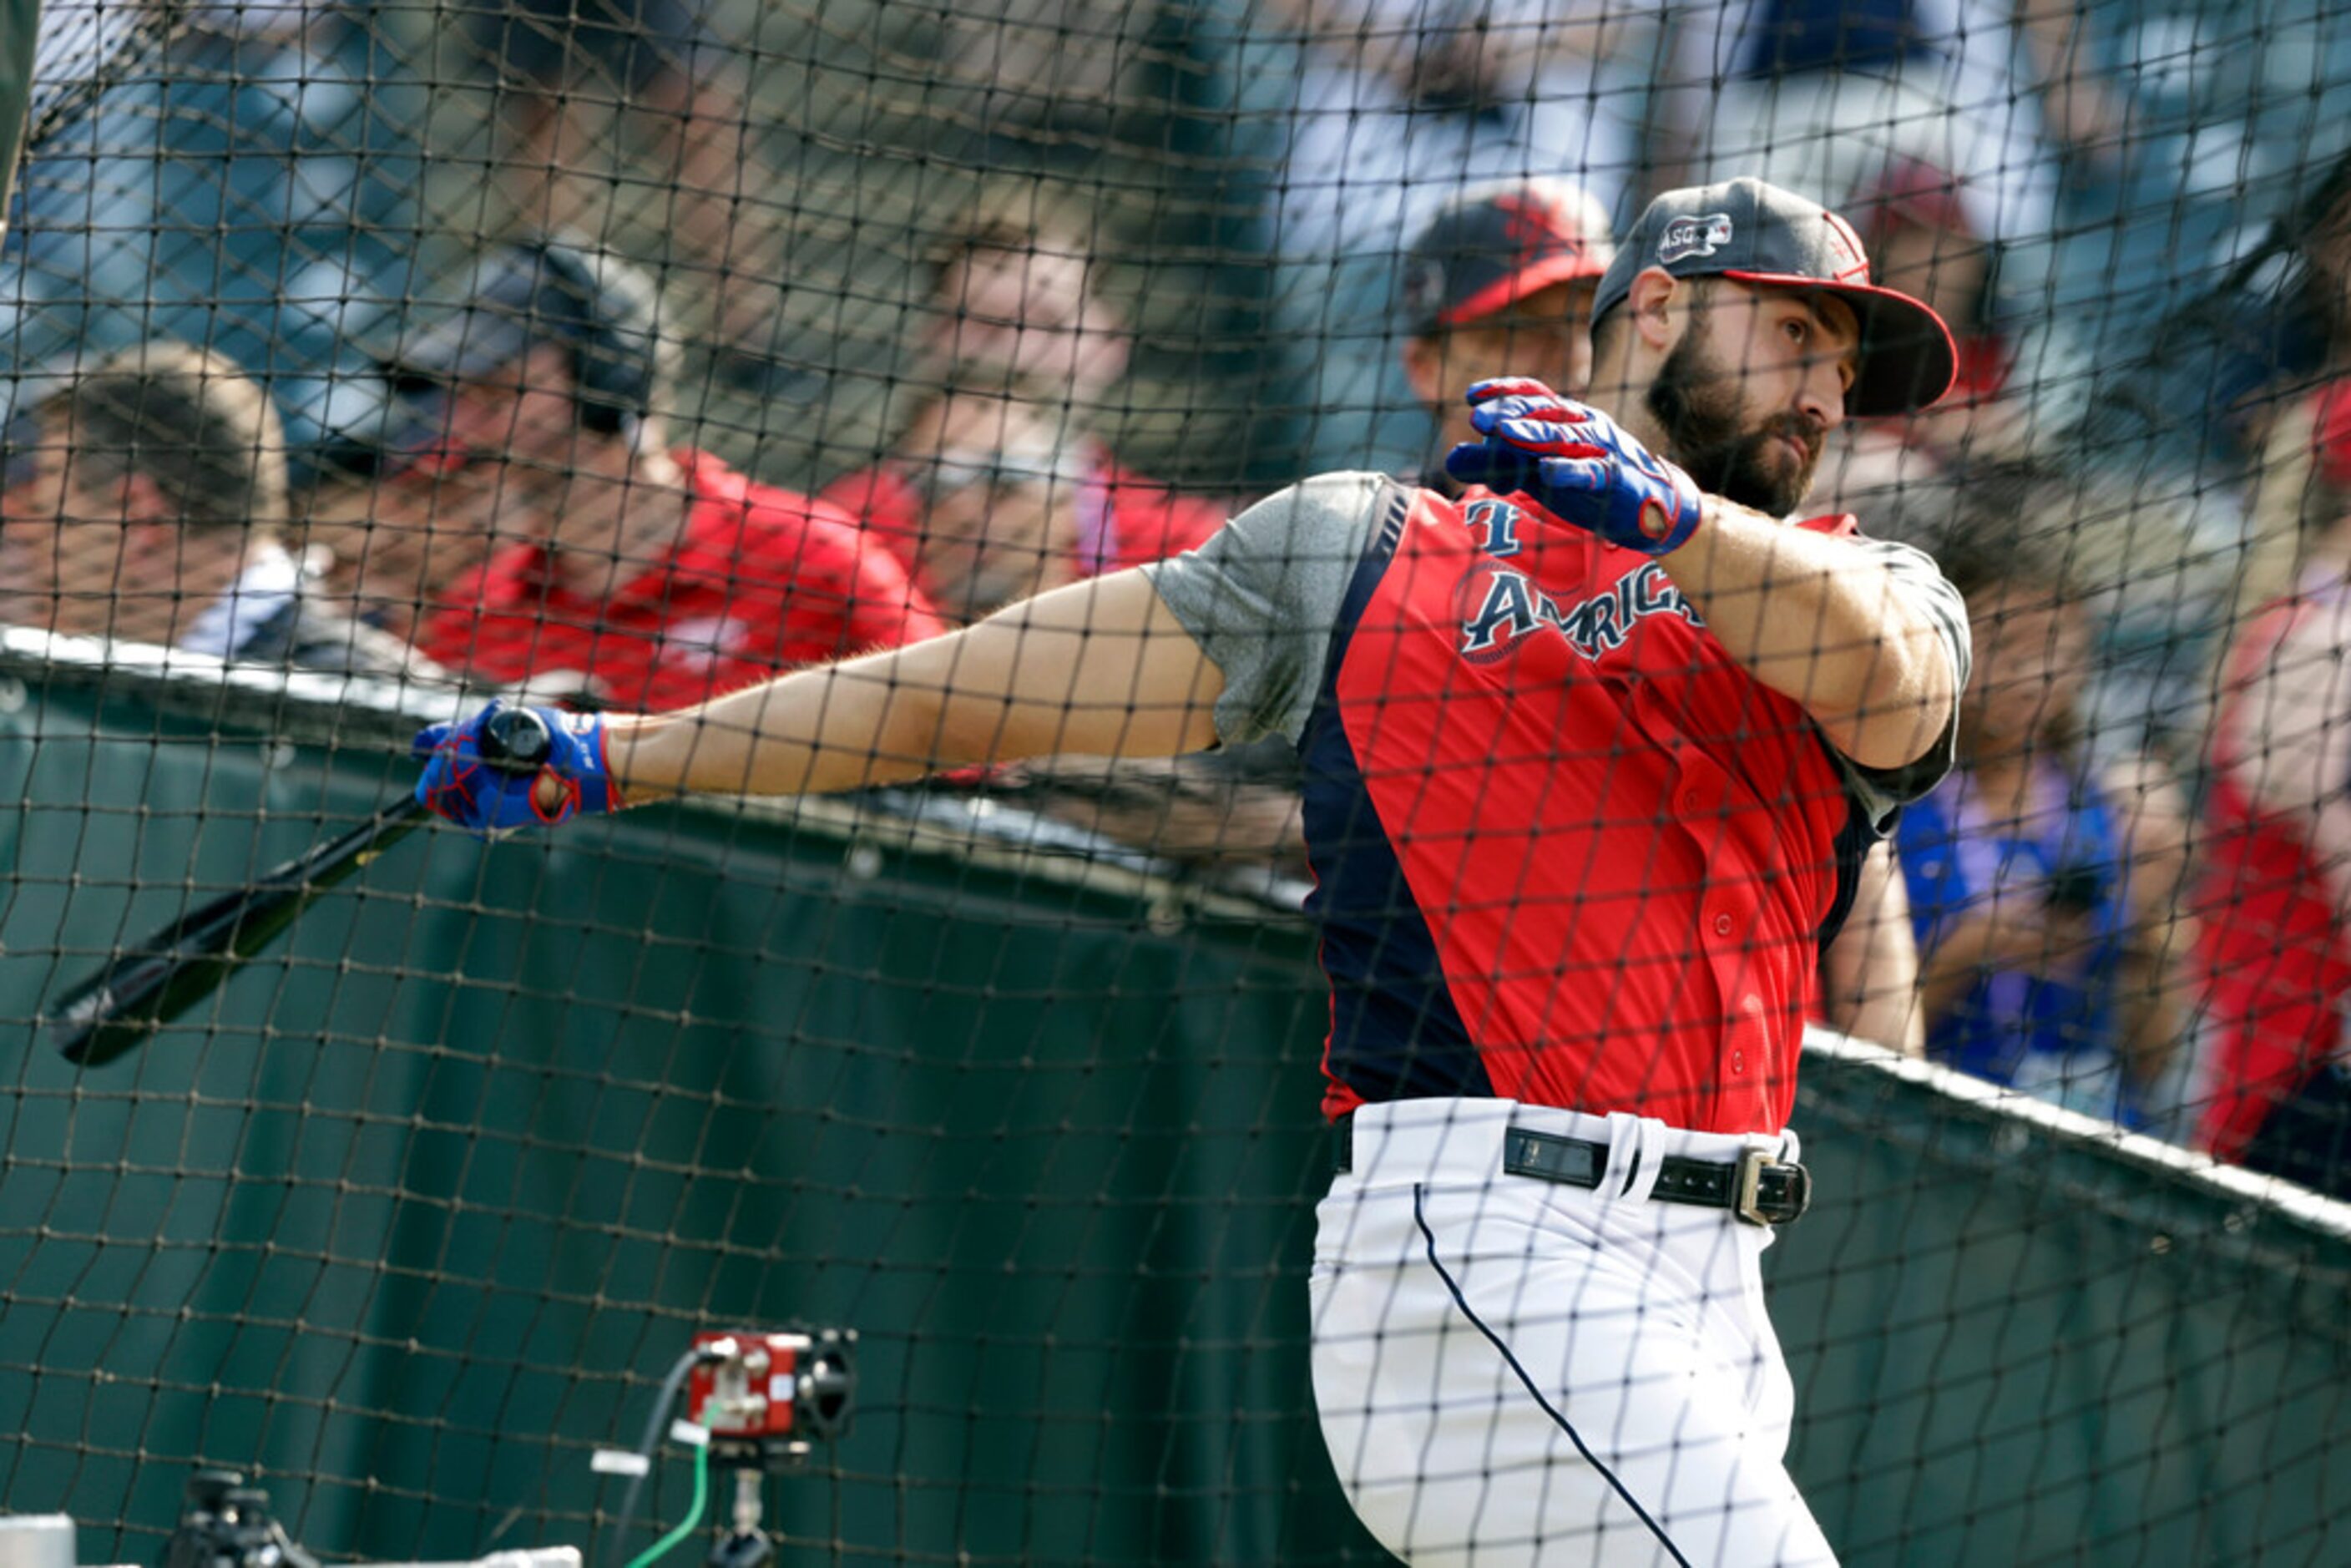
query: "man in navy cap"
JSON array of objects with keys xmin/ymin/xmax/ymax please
[{"xmin": 1396, "ymin": 177, "xmax": 1617, "ymax": 493}]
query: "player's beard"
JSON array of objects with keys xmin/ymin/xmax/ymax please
[{"xmin": 1646, "ymin": 325, "xmax": 1825, "ymax": 517}]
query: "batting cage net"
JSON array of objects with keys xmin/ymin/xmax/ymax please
[{"xmin": 3, "ymin": 1, "xmax": 2349, "ymax": 1565}]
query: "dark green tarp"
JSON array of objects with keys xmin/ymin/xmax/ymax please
[{"xmin": 2, "ymin": 670, "xmax": 2345, "ymax": 1566}]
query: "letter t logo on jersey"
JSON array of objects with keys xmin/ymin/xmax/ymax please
[{"xmin": 1464, "ymin": 499, "xmax": 1524, "ymax": 559}]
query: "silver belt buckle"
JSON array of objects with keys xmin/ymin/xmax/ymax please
[{"xmin": 1734, "ymin": 1146, "xmax": 1772, "ymax": 1227}]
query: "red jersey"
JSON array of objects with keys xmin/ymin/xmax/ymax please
[
  {"xmin": 422, "ymin": 449, "xmax": 946, "ymax": 711},
  {"xmin": 820, "ymin": 448, "xmax": 1228, "ymax": 585},
  {"xmin": 1141, "ymin": 474, "xmax": 1966, "ymax": 1135},
  {"xmin": 2194, "ymin": 588, "xmax": 2351, "ymax": 1159}
]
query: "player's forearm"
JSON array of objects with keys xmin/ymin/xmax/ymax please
[
  {"xmin": 2016, "ymin": 0, "xmax": 2086, "ymax": 75},
  {"xmin": 1831, "ymin": 979, "xmax": 1926, "ymax": 1057},
  {"xmin": 599, "ymin": 573, "xmax": 1226, "ymax": 805},
  {"xmin": 1666, "ymin": 501, "xmax": 1954, "ymax": 770},
  {"xmin": 1821, "ymin": 845, "xmax": 1926, "ymax": 1055},
  {"xmin": 604, "ymin": 654, "xmax": 948, "ymax": 804},
  {"xmin": 1820, "ymin": 930, "xmax": 1923, "ymax": 1054}
]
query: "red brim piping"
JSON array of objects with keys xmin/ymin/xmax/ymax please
[{"xmin": 1436, "ymin": 254, "xmax": 1610, "ymax": 329}]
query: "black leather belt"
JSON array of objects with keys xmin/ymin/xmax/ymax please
[{"xmin": 1331, "ymin": 1115, "xmax": 1812, "ymax": 1227}]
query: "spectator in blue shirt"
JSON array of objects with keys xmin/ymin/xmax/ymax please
[{"xmin": 1897, "ymin": 516, "xmax": 2196, "ymax": 1128}]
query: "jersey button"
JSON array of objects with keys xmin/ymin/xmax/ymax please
[
  {"xmin": 1712, "ymin": 913, "xmax": 1733, "ymax": 938},
  {"xmin": 1681, "ymin": 791, "xmax": 1701, "ymax": 812},
  {"xmin": 1732, "ymin": 1050, "xmax": 1747, "ymax": 1075}
]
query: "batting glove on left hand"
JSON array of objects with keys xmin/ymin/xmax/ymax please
[
  {"xmin": 412, "ymin": 700, "xmax": 621, "ymax": 837},
  {"xmin": 1443, "ymin": 377, "xmax": 1706, "ymax": 556}
]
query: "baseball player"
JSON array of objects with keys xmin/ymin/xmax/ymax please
[{"xmin": 415, "ymin": 179, "xmax": 1968, "ymax": 1565}]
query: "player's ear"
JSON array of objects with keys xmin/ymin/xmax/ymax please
[{"xmin": 1626, "ymin": 267, "xmax": 1681, "ymax": 352}]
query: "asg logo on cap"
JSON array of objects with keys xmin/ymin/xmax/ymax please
[{"xmin": 1658, "ymin": 213, "xmax": 1734, "ymax": 265}]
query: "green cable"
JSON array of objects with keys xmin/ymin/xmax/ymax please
[{"xmin": 621, "ymin": 1436, "xmax": 710, "ymax": 1568}]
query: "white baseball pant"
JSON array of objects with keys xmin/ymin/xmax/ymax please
[{"xmin": 1308, "ymin": 1098, "xmax": 1840, "ymax": 1567}]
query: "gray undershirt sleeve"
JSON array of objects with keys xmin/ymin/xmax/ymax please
[{"xmin": 1138, "ymin": 472, "xmax": 1390, "ymax": 746}]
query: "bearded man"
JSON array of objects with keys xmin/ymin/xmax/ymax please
[{"xmin": 416, "ymin": 180, "xmax": 1968, "ymax": 1565}]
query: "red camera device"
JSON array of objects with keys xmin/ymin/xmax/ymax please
[{"xmin": 684, "ymin": 1329, "xmax": 856, "ymax": 1469}]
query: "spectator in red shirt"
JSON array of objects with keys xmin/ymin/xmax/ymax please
[
  {"xmin": 2195, "ymin": 406, "xmax": 2351, "ymax": 1194},
  {"xmin": 400, "ymin": 238, "xmax": 944, "ymax": 710},
  {"xmin": 821, "ymin": 204, "xmax": 1229, "ymax": 625}
]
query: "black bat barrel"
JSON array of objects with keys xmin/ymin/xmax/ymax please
[{"xmin": 50, "ymin": 706, "xmax": 557, "ymax": 1067}]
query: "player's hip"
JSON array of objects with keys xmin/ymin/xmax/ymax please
[
  {"xmin": 1319, "ymin": 1098, "xmax": 1804, "ymax": 1227},
  {"xmin": 1309, "ymin": 1101, "xmax": 1799, "ymax": 1323},
  {"xmin": 1303, "ymin": 1100, "xmax": 1821, "ymax": 1565}
]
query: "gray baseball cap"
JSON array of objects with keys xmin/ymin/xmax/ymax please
[{"xmin": 1590, "ymin": 177, "xmax": 1957, "ymax": 417}]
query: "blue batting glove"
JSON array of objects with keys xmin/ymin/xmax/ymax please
[
  {"xmin": 1444, "ymin": 377, "xmax": 1706, "ymax": 556},
  {"xmin": 412, "ymin": 700, "xmax": 621, "ymax": 836}
]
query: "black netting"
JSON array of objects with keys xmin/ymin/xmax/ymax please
[{"xmin": 3, "ymin": 3, "xmax": 2348, "ymax": 1565}]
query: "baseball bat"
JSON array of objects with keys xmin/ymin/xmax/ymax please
[{"xmin": 48, "ymin": 706, "xmax": 554, "ymax": 1068}]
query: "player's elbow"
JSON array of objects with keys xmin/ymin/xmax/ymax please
[{"xmin": 1820, "ymin": 636, "xmax": 1955, "ymax": 772}]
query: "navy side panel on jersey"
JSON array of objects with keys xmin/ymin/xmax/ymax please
[
  {"xmin": 1297, "ymin": 484, "xmax": 1491, "ymax": 1106},
  {"xmin": 1814, "ymin": 729, "xmax": 1880, "ymax": 958}
]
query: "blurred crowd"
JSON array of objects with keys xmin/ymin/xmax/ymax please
[{"xmin": 2, "ymin": 0, "xmax": 2347, "ymax": 1197}]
